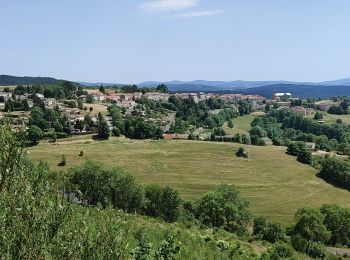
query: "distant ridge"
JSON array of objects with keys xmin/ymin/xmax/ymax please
[
  {"xmin": 236, "ymin": 84, "xmax": 350, "ymax": 99},
  {"xmin": 0, "ymin": 75, "xmax": 64, "ymax": 85},
  {"xmin": 2, "ymin": 74, "xmax": 350, "ymax": 98}
]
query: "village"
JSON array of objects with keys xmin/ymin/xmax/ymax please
[{"xmin": 0, "ymin": 84, "xmax": 346, "ymax": 138}]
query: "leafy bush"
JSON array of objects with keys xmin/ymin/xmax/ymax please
[
  {"xmin": 319, "ymin": 156, "xmax": 350, "ymax": 190},
  {"xmin": 27, "ymin": 125, "xmax": 44, "ymax": 144},
  {"xmin": 68, "ymin": 161, "xmax": 144, "ymax": 212},
  {"xmin": 58, "ymin": 154, "xmax": 67, "ymax": 166},
  {"xmin": 262, "ymin": 243, "xmax": 295, "ymax": 260},
  {"xmin": 236, "ymin": 147, "xmax": 249, "ymax": 158},
  {"xmin": 253, "ymin": 217, "xmax": 286, "ymax": 243},
  {"xmin": 195, "ymin": 185, "xmax": 251, "ymax": 236},
  {"xmin": 144, "ymin": 185, "xmax": 181, "ymax": 222},
  {"xmin": 292, "ymin": 207, "xmax": 331, "ymax": 243}
]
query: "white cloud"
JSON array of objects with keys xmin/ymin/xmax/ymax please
[
  {"xmin": 139, "ymin": 0, "xmax": 200, "ymax": 12},
  {"xmin": 175, "ymin": 9, "xmax": 225, "ymax": 17}
]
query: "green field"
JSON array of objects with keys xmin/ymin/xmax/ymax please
[
  {"xmin": 306, "ymin": 111, "xmax": 350, "ymax": 125},
  {"xmin": 28, "ymin": 136, "xmax": 350, "ymax": 224},
  {"xmin": 0, "ymin": 85, "xmax": 17, "ymax": 90},
  {"xmin": 223, "ymin": 112, "xmax": 263, "ymax": 135}
]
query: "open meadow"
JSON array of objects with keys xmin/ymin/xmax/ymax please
[
  {"xmin": 306, "ymin": 111, "xmax": 350, "ymax": 124},
  {"xmin": 0, "ymin": 85, "xmax": 17, "ymax": 90},
  {"xmin": 223, "ymin": 112, "xmax": 264, "ymax": 135},
  {"xmin": 29, "ymin": 136, "xmax": 350, "ymax": 224}
]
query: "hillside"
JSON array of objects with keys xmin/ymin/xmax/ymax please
[
  {"xmin": 28, "ymin": 136, "xmax": 350, "ymax": 224},
  {"xmin": 0, "ymin": 75, "xmax": 63, "ymax": 85},
  {"xmin": 238, "ymin": 84, "xmax": 350, "ymax": 99}
]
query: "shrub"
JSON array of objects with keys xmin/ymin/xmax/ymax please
[
  {"xmin": 154, "ymin": 234, "xmax": 181, "ymax": 259},
  {"xmin": 287, "ymin": 141, "xmax": 306, "ymax": 156},
  {"xmin": 262, "ymin": 243, "xmax": 295, "ymax": 260},
  {"xmin": 319, "ymin": 156, "xmax": 350, "ymax": 190},
  {"xmin": 236, "ymin": 147, "xmax": 249, "ymax": 158},
  {"xmin": 195, "ymin": 185, "xmax": 251, "ymax": 236},
  {"xmin": 58, "ymin": 154, "xmax": 66, "ymax": 166},
  {"xmin": 291, "ymin": 235, "xmax": 307, "ymax": 253},
  {"xmin": 250, "ymin": 135, "xmax": 265, "ymax": 146},
  {"xmin": 227, "ymin": 120, "xmax": 234, "ymax": 128},
  {"xmin": 112, "ymin": 127, "xmax": 121, "ymax": 137},
  {"xmin": 68, "ymin": 161, "xmax": 144, "ymax": 213},
  {"xmin": 292, "ymin": 207, "xmax": 331, "ymax": 243},
  {"xmin": 79, "ymin": 151, "xmax": 84, "ymax": 157},
  {"xmin": 297, "ymin": 146, "xmax": 312, "ymax": 164},
  {"xmin": 144, "ymin": 185, "xmax": 181, "ymax": 222},
  {"xmin": 305, "ymin": 241, "xmax": 326, "ymax": 259},
  {"xmin": 253, "ymin": 217, "xmax": 286, "ymax": 243},
  {"xmin": 27, "ymin": 125, "xmax": 44, "ymax": 144}
]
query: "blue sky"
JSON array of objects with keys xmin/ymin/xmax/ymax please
[{"xmin": 1, "ymin": 0, "xmax": 350, "ymax": 83}]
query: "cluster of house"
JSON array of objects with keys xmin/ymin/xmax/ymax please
[{"xmin": 85, "ymin": 90, "xmax": 267, "ymax": 109}]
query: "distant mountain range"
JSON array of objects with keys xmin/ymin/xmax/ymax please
[
  {"xmin": 2, "ymin": 74, "xmax": 350, "ymax": 99},
  {"xmin": 138, "ymin": 78, "xmax": 350, "ymax": 92},
  {"xmin": 138, "ymin": 80, "xmax": 313, "ymax": 91},
  {"xmin": 232, "ymin": 84, "xmax": 350, "ymax": 99}
]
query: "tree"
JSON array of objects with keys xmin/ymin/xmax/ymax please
[
  {"xmin": 78, "ymin": 99, "xmax": 84, "ymax": 110},
  {"xmin": 227, "ymin": 119, "xmax": 234, "ymax": 128},
  {"xmin": 287, "ymin": 141, "xmax": 306, "ymax": 156},
  {"xmin": 297, "ymin": 146, "xmax": 312, "ymax": 164},
  {"xmin": 195, "ymin": 185, "xmax": 251, "ymax": 235},
  {"xmin": 313, "ymin": 112, "xmax": 323, "ymax": 120},
  {"xmin": 236, "ymin": 147, "xmax": 249, "ymax": 158},
  {"xmin": 68, "ymin": 161, "xmax": 144, "ymax": 212},
  {"xmin": 112, "ymin": 127, "xmax": 121, "ymax": 137},
  {"xmin": 27, "ymin": 125, "xmax": 43, "ymax": 144},
  {"xmin": 156, "ymin": 84, "xmax": 168, "ymax": 93},
  {"xmin": 336, "ymin": 118, "xmax": 343, "ymax": 124},
  {"xmin": 319, "ymin": 156, "xmax": 350, "ymax": 190},
  {"xmin": 97, "ymin": 116, "xmax": 110, "ymax": 139},
  {"xmin": 99, "ymin": 85, "xmax": 106, "ymax": 94},
  {"xmin": 292, "ymin": 207, "xmax": 331, "ymax": 243},
  {"xmin": 238, "ymin": 101, "xmax": 252, "ymax": 116},
  {"xmin": 86, "ymin": 94, "xmax": 94, "ymax": 104},
  {"xmin": 249, "ymin": 126, "xmax": 266, "ymax": 138},
  {"xmin": 89, "ymin": 106, "xmax": 94, "ymax": 113},
  {"xmin": 320, "ymin": 204, "xmax": 350, "ymax": 246},
  {"xmin": 161, "ymin": 186, "xmax": 181, "ymax": 222},
  {"xmin": 253, "ymin": 217, "xmax": 285, "ymax": 243}
]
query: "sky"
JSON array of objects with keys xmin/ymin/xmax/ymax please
[{"xmin": 1, "ymin": 0, "xmax": 350, "ymax": 84}]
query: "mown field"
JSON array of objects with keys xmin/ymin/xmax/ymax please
[
  {"xmin": 28, "ymin": 136, "xmax": 350, "ymax": 224},
  {"xmin": 306, "ymin": 111, "xmax": 350, "ymax": 124}
]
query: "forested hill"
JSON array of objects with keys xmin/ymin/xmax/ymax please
[
  {"xmin": 238, "ymin": 84, "xmax": 350, "ymax": 99},
  {"xmin": 0, "ymin": 75, "xmax": 63, "ymax": 85}
]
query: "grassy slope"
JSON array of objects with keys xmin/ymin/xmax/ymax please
[{"xmin": 29, "ymin": 137, "xmax": 350, "ymax": 224}]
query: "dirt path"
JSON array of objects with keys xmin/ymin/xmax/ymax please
[{"xmin": 326, "ymin": 247, "xmax": 350, "ymax": 257}]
